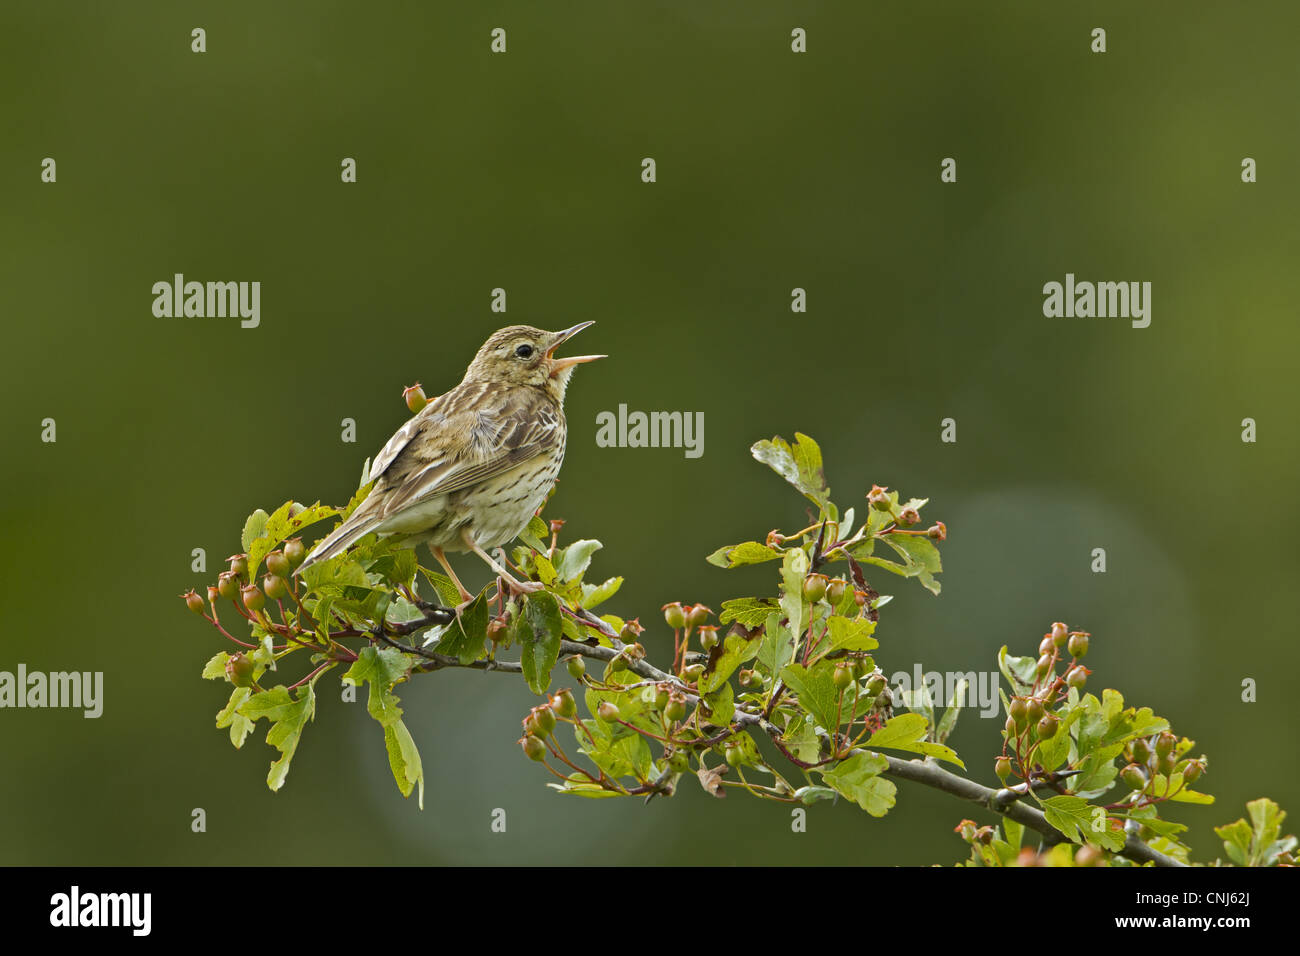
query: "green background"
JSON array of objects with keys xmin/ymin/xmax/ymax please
[{"xmin": 2, "ymin": 2, "xmax": 1296, "ymax": 865}]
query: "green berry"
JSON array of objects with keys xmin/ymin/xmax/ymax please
[
  {"xmin": 1009, "ymin": 698, "xmax": 1028, "ymax": 728},
  {"xmin": 685, "ymin": 604, "xmax": 711, "ymax": 630},
  {"xmin": 995, "ymin": 756, "xmax": 1012, "ymax": 782},
  {"xmin": 832, "ymin": 662, "xmax": 854, "ymax": 690},
  {"xmin": 1037, "ymin": 714, "xmax": 1059, "ymax": 740},
  {"xmin": 182, "ymin": 590, "xmax": 205, "ymax": 615},
  {"xmin": 263, "ymin": 574, "xmax": 288, "ymax": 600},
  {"xmin": 868, "ymin": 485, "xmax": 891, "ymax": 511},
  {"xmin": 1026, "ymin": 697, "xmax": 1045, "ymax": 723},
  {"xmin": 1131, "ymin": 738, "xmax": 1152, "ymax": 763},
  {"xmin": 802, "ymin": 573, "xmax": 829, "ymax": 603},
  {"xmin": 596, "ymin": 701, "xmax": 620, "ymax": 722},
  {"xmin": 228, "ymin": 553, "xmax": 249, "ymax": 581},
  {"xmin": 552, "ymin": 689, "xmax": 577, "ymax": 718},
  {"xmin": 1155, "ymin": 731, "xmax": 1176, "ymax": 758},
  {"xmin": 1004, "ymin": 717, "xmax": 1017, "ymax": 737},
  {"xmin": 697, "ymin": 626, "xmax": 719, "ymax": 650},
  {"xmin": 404, "ymin": 382, "xmax": 428, "ymax": 413},
  {"xmin": 681, "ymin": 663, "xmax": 705, "ymax": 682},
  {"xmin": 1039, "ymin": 635, "xmax": 1055, "ymax": 657},
  {"xmin": 1182, "ymin": 760, "xmax": 1204, "ymax": 784},
  {"xmin": 225, "ymin": 653, "xmax": 255, "ymax": 688},
  {"xmin": 1035, "ymin": 654, "xmax": 1052, "ymax": 680},
  {"xmin": 284, "ymin": 537, "xmax": 306, "ymax": 569},
  {"xmin": 826, "ymin": 578, "xmax": 848, "ymax": 605},
  {"xmin": 486, "ymin": 619, "xmax": 508, "ymax": 644},
  {"xmin": 1157, "ymin": 752, "xmax": 1176, "ymax": 776},
  {"xmin": 1067, "ymin": 632, "xmax": 1090, "ymax": 658},
  {"xmin": 864, "ymin": 674, "xmax": 887, "ymax": 698},
  {"xmin": 534, "ymin": 706, "xmax": 556, "ymax": 736},
  {"xmin": 664, "ymin": 697, "xmax": 687, "ymax": 722},
  {"xmin": 240, "ymin": 584, "xmax": 265, "ymax": 612},
  {"xmin": 1066, "ymin": 666, "xmax": 1087, "ymax": 690},
  {"xmin": 217, "ymin": 571, "xmax": 239, "ymax": 600},
  {"xmin": 725, "ymin": 744, "xmax": 743, "ymax": 767},
  {"xmin": 1050, "ymin": 622, "xmax": 1069, "ymax": 646},
  {"xmin": 667, "ymin": 749, "xmax": 690, "ymax": 773},
  {"xmin": 266, "ymin": 550, "xmax": 291, "ymax": 578},
  {"xmin": 521, "ymin": 735, "xmax": 547, "ymax": 761},
  {"xmin": 926, "ymin": 522, "xmax": 946, "ymax": 541},
  {"xmin": 662, "ymin": 603, "xmax": 686, "ymax": 629},
  {"xmin": 1120, "ymin": 763, "xmax": 1147, "ymax": 790},
  {"xmin": 566, "ymin": 656, "xmax": 586, "ymax": 679}
]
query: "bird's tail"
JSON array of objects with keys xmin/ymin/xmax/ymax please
[{"xmin": 294, "ymin": 509, "xmax": 382, "ymax": 576}]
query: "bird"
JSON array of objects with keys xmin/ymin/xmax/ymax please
[{"xmin": 294, "ymin": 322, "xmax": 605, "ymax": 603}]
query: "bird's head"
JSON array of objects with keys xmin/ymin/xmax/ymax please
[{"xmin": 465, "ymin": 323, "xmax": 605, "ymax": 400}]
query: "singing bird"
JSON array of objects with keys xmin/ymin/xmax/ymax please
[{"xmin": 295, "ymin": 323, "xmax": 605, "ymax": 602}]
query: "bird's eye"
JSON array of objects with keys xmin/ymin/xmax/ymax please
[{"xmin": 515, "ymin": 344, "xmax": 534, "ymax": 359}]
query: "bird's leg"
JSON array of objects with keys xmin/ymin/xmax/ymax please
[
  {"xmin": 430, "ymin": 546, "xmax": 474, "ymax": 604},
  {"xmin": 461, "ymin": 528, "xmax": 543, "ymax": 595}
]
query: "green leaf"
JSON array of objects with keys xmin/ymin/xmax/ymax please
[
  {"xmin": 997, "ymin": 645, "xmax": 1038, "ymax": 694},
  {"xmin": 549, "ymin": 775, "xmax": 624, "ymax": 798},
  {"xmin": 720, "ymin": 597, "xmax": 780, "ymax": 629},
  {"xmin": 384, "ymin": 719, "xmax": 425, "ymax": 809},
  {"xmin": 793, "ymin": 785, "xmax": 838, "ymax": 805},
  {"xmin": 864, "ymin": 713, "xmax": 964, "ymax": 768},
  {"xmin": 782, "ymin": 715, "xmax": 821, "ymax": 763},
  {"xmin": 241, "ymin": 509, "xmax": 270, "ymax": 553},
  {"xmin": 518, "ymin": 590, "xmax": 563, "ymax": 695},
  {"xmin": 202, "ymin": 652, "xmax": 231, "ymax": 680},
  {"xmin": 750, "ymin": 433, "xmax": 830, "ymax": 509},
  {"xmin": 1150, "ymin": 772, "xmax": 1215, "ymax": 805},
  {"xmin": 248, "ymin": 500, "xmax": 340, "ymax": 576},
  {"xmin": 824, "ymin": 616, "xmax": 878, "ymax": 654},
  {"xmin": 779, "ymin": 547, "xmax": 810, "ymax": 639},
  {"xmin": 698, "ymin": 631, "xmax": 760, "ymax": 694},
  {"xmin": 756, "ymin": 612, "xmax": 794, "ymax": 677},
  {"xmin": 238, "ymin": 684, "xmax": 317, "ymax": 792},
  {"xmin": 1040, "ymin": 795, "xmax": 1126, "ymax": 851},
  {"xmin": 580, "ymin": 576, "xmax": 623, "ymax": 610},
  {"xmin": 700, "ymin": 681, "xmax": 734, "ymax": 726},
  {"xmin": 780, "ymin": 660, "xmax": 841, "ymax": 732},
  {"xmin": 556, "ymin": 539, "xmax": 602, "ymax": 583},
  {"xmin": 519, "ymin": 514, "xmax": 549, "ymax": 553},
  {"xmin": 215, "ymin": 686, "xmax": 254, "ymax": 748},
  {"xmin": 419, "ymin": 568, "xmax": 463, "ymax": 608},
  {"xmin": 821, "ymin": 752, "xmax": 896, "ymax": 817},
  {"xmin": 880, "ymin": 534, "xmax": 942, "ymax": 595},
  {"xmin": 341, "ymin": 646, "xmax": 413, "ymax": 726},
  {"xmin": 706, "ymin": 541, "xmax": 784, "ymax": 569},
  {"xmin": 435, "ymin": 591, "xmax": 489, "ymax": 665}
]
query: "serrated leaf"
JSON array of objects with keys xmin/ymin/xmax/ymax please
[
  {"xmin": 997, "ymin": 645, "xmax": 1038, "ymax": 694},
  {"xmin": 518, "ymin": 590, "xmax": 563, "ymax": 695},
  {"xmin": 341, "ymin": 646, "xmax": 413, "ymax": 726},
  {"xmin": 202, "ymin": 652, "xmax": 232, "ymax": 680},
  {"xmin": 241, "ymin": 509, "xmax": 270, "ymax": 553},
  {"xmin": 780, "ymin": 660, "xmax": 841, "ymax": 732},
  {"xmin": 1040, "ymin": 795, "xmax": 1126, "ymax": 851},
  {"xmin": 519, "ymin": 514, "xmax": 549, "ymax": 553},
  {"xmin": 706, "ymin": 541, "xmax": 784, "ymax": 568},
  {"xmin": 580, "ymin": 576, "xmax": 623, "ymax": 610},
  {"xmin": 720, "ymin": 597, "xmax": 780, "ymax": 629},
  {"xmin": 864, "ymin": 713, "xmax": 965, "ymax": 768},
  {"xmin": 879, "ymin": 534, "xmax": 943, "ymax": 594},
  {"xmin": 750, "ymin": 433, "xmax": 830, "ymax": 509},
  {"xmin": 238, "ymin": 684, "xmax": 316, "ymax": 792},
  {"xmin": 698, "ymin": 630, "xmax": 760, "ymax": 694},
  {"xmin": 821, "ymin": 752, "xmax": 895, "ymax": 816},
  {"xmin": 383, "ymin": 719, "xmax": 425, "ymax": 809},
  {"xmin": 556, "ymin": 539, "xmax": 602, "ymax": 583},
  {"xmin": 824, "ymin": 616, "xmax": 878, "ymax": 653},
  {"xmin": 435, "ymin": 590, "xmax": 489, "ymax": 665}
]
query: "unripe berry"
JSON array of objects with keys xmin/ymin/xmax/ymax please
[
  {"xmin": 1039, "ymin": 635, "xmax": 1055, "ymax": 657},
  {"xmin": 521, "ymin": 735, "xmax": 547, "ymax": 761},
  {"xmin": 1037, "ymin": 714, "xmax": 1059, "ymax": 740},
  {"xmin": 206, "ymin": 585, "xmax": 220, "ymax": 608},
  {"xmin": 832, "ymin": 662, "xmax": 854, "ymax": 690},
  {"xmin": 1120, "ymin": 763, "xmax": 1147, "ymax": 790},
  {"xmin": 240, "ymin": 584, "xmax": 265, "ymax": 612},
  {"xmin": 534, "ymin": 706, "xmax": 556, "ymax": 736},
  {"xmin": 619, "ymin": 619, "xmax": 645, "ymax": 641},
  {"xmin": 1182, "ymin": 760, "xmax": 1204, "ymax": 784},
  {"xmin": 1004, "ymin": 717, "xmax": 1017, "ymax": 737},
  {"xmin": 873, "ymin": 691, "xmax": 891, "ymax": 709},
  {"xmin": 1035, "ymin": 654, "xmax": 1052, "ymax": 680},
  {"xmin": 1050, "ymin": 622, "xmax": 1069, "ymax": 647},
  {"xmin": 926, "ymin": 521, "xmax": 947, "ymax": 541},
  {"xmin": 697, "ymin": 626, "xmax": 719, "ymax": 650},
  {"xmin": 1009, "ymin": 698, "xmax": 1028, "ymax": 728},
  {"xmin": 825, "ymin": 578, "xmax": 849, "ymax": 605},
  {"xmin": 685, "ymin": 604, "xmax": 711, "ymax": 630},
  {"xmin": 667, "ymin": 749, "xmax": 690, "ymax": 773},
  {"xmin": 995, "ymin": 756, "xmax": 1012, "ymax": 782},
  {"xmin": 865, "ymin": 674, "xmax": 887, "ymax": 698},
  {"xmin": 654, "ymin": 686, "xmax": 670, "ymax": 710},
  {"xmin": 1131, "ymin": 738, "xmax": 1152, "ymax": 763},
  {"xmin": 403, "ymin": 382, "xmax": 428, "ymax": 414},
  {"xmin": 183, "ymin": 590, "xmax": 205, "ymax": 615},
  {"xmin": 725, "ymin": 745, "xmax": 742, "ymax": 767},
  {"xmin": 263, "ymin": 574, "xmax": 288, "ymax": 600},
  {"xmin": 899, "ymin": 507, "xmax": 920, "ymax": 527},
  {"xmin": 596, "ymin": 701, "xmax": 620, "ymax": 722},
  {"xmin": 284, "ymin": 537, "xmax": 306, "ymax": 569},
  {"xmin": 1026, "ymin": 697, "xmax": 1045, "ymax": 724},
  {"xmin": 266, "ymin": 550, "xmax": 291, "ymax": 578},
  {"xmin": 681, "ymin": 663, "xmax": 705, "ymax": 682},
  {"xmin": 1067, "ymin": 632, "xmax": 1090, "ymax": 658},
  {"xmin": 664, "ymin": 696, "xmax": 687, "ymax": 722},
  {"xmin": 1065, "ymin": 665, "xmax": 1087, "ymax": 690},
  {"xmin": 552, "ymin": 689, "xmax": 577, "ymax": 718},
  {"xmin": 566, "ymin": 656, "xmax": 586, "ymax": 679},
  {"xmin": 662, "ymin": 602, "xmax": 686, "ymax": 629},
  {"xmin": 228, "ymin": 553, "xmax": 249, "ymax": 581},
  {"xmin": 1155, "ymin": 731, "xmax": 1176, "ymax": 758},
  {"xmin": 217, "ymin": 571, "xmax": 239, "ymax": 600},
  {"xmin": 851, "ymin": 657, "xmax": 869, "ymax": 679},
  {"xmin": 225, "ymin": 653, "xmax": 255, "ymax": 687},
  {"xmin": 868, "ymin": 485, "xmax": 892, "ymax": 511},
  {"xmin": 738, "ymin": 669, "xmax": 759, "ymax": 688},
  {"xmin": 802, "ymin": 573, "xmax": 829, "ymax": 603},
  {"xmin": 1157, "ymin": 752, "xmax": 1176, "ymax": 776}
]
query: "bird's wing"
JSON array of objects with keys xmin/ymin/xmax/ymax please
[{"xmin": 374, "ymin": 386, "xmax": 561, "ymax": 518}]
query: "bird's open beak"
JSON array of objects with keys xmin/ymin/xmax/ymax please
[{"xmin": 546, "ymin": 321, "xmax": 606, "ymax": 374}]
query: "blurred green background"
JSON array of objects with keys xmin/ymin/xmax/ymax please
[{"xmin": 2, "ymin": 1, "xmax": 1296, "ymax": 865}]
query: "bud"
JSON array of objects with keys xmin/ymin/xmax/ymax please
[
  {"xmin": 263, "ymin": 574, "xmax": 288, "ymax": 600},
  {"xmin": 995, "ymin": 756, "xmax": 1012, "ymax": 782},
  {"xmin": 181, "ymin": 590, "xmax": 205, "ymax": 615},
  {"xmin": 685, "ymin": 604, "xmax": 711, "ymax": 630},
  {"xmin": 566, "ymin": 656, "xmax": 586, "ymax": 679},
  {"xmin": 899, "ymin": 507, "xmax": 920, "ymax": 527},
  {"xmin": 1155, "ymin": 731, "xmax": 1176, "ymax": 758},
  {"xmin": 1120, "ymin": 763, "xmax": 1147, "ymax": 790},
  {"xmin": 1065, "ymin": 665, "xmax": 1087, "ymax": 690},
  {"xmin": 1050, "ymin": 622, "xmax": 1069, "ymax": 647},
  {"xmin": 225, "ymin": 653, "xmax": 255, "ymax": 687},
  {"xmin": 697, "ymin": 625, "xmax": 719, "ymax": 651},
  {"xmin": 832, "ymin": 662, "xmax": 854, "ymax": 690},
  {"xmin": 403, "ymin": 382, "xmax": 428, "ymax": 414},
  {"xmin": 853, "ymin": 589, "xmax": 870, "ymax": 610},
  {"xmin": 266, "ymin": 550, "xmax": 291, "ymax": 578},
  {"xmin": 521, "ymin": 735, "xmax": 547, "ymax": 761},
  {"xmin": 596, "ymin": 701, "xmax": 620, "ymax": 722},
  {"xmin": 867, "ymin": 485, "xmax": 892, "ymax": 511},
  {"xmin": 552, "ymin": 689, "xmax": 577, "ymax": 719},
  {"xmin": 662, "ymin": 602, "xmax": 686, "ymax": 629},
  {"xmin": 217, "ymin": 570, "xmax": 240, "ymax": 600},
  {"xmin": 534, "ymin": 706, "xmax": 556, "ymax": 736},
  {"xmin": 228, "ymin": 553, "xmax": 249, "ymax": 581},
  {"xmin": 825, "ymin": 578, "xmax": 849, "ymax": 605},
  {"xmin": 1067, "ymin": 631, "xmax": 1090, "ymax": 658},
  {"xmin": 284, "ymin": 537, "xmax": 306, "ymax": 569},
  {"xmin": 1036, "ymin": 714, "xmax": 1059, "ymax": 740},
  {"xmin": 926, "ymin": 521, "xmax": 947, "ymax": 541},
  {"xmin": 802, "ymin": 573, "xmax": 829, "ymax": 603},
  {"xmin": 241, "ymin": 583, "xmax": 265, "ymax": 612}
]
